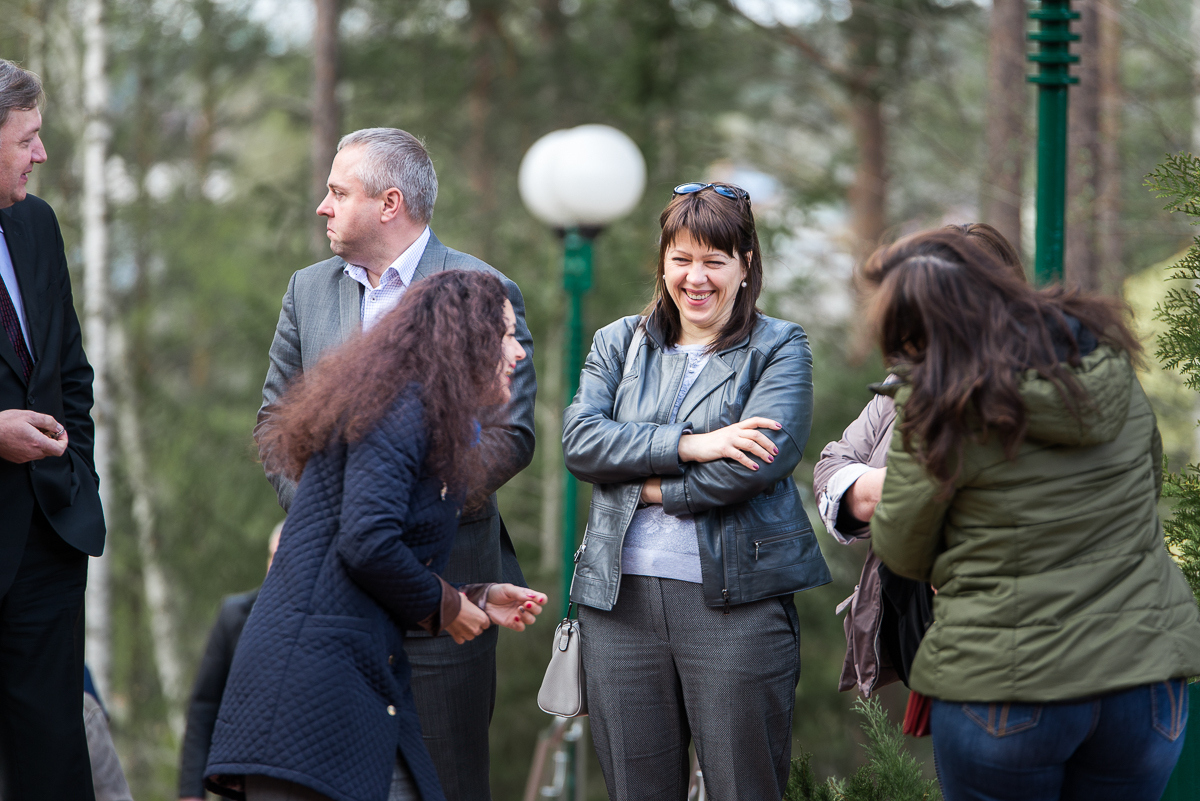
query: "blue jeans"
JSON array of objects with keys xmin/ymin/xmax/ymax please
[{"xmin": 931, "ymin": 680, "xmax": 1189, "ymax": 801}]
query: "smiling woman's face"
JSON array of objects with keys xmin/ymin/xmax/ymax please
[{"xmin": 663, "ymin": 229, "xmax": 748, "ymax": 347}]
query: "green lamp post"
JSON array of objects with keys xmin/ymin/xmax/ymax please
[
  {"xmin": 519, "ymin": 124, "xmax": 647, "ymax": 620},
  {"xmin": 1027, "ymin": 0, "xmax": 1079, "ymax": 285},
  {"xmin": 519, "ymin": 124, "xmax": 645, "ymax": 801}
]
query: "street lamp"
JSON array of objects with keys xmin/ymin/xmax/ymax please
[{"xmin": 519, "ymin": 124, "xmax": 646, "ymax": 621}]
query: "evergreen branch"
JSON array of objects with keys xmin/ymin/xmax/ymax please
[{"xmin": 1145, "ymin": 153, "xmax": 1200, "ymax": 220}]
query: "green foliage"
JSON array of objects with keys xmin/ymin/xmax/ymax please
[
  {"xmin": 1152, "ymin": 235, "xmax": 1200, "ymax": 392},
  {"xmin": 1149, "ymin": 152, "xmax": 1200, "ymax": 608},
  {"xmin": 1146, "ymin": 153, "xmax": 1200, "ymax": 221},
  {"xmin": 785, "ymin": 698, "xmax": 941, "ymax": 801},
  {"xmin": 1162, "ymin": 464, "xmax": 1200, "ymax": 603}
]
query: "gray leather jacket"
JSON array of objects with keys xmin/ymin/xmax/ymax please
[{"xmin": 563, "ymin": 314, "xmax": 832, "ymax": 611}]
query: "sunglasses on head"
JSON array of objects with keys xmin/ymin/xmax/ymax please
[{"xmin": 673, "ymin": 182, "xmax": 750, "ymax": 203}]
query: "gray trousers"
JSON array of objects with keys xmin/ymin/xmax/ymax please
[
  {"xmin": 244, "ymin": 756, "xmax": 418, "ymax": 801},
  {"xmin": 405, "ymin": 625, "xmax": 498, "ymax": 801},
  {"xmin": 578, "ymin": 576, "xmax": 800, "ymax": 801}
]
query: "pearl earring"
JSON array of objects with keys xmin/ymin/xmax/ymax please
[{"xmin": 741, "ymin": 281, "xmax": 747, "ymax": 287}]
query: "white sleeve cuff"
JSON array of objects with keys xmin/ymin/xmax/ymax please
[{"xmin": 817, "ymin": 463, "xmax": 874, "ymax": 544}]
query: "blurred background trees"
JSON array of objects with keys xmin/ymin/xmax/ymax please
[{"xmin": 2, "ymin": 0, "xmax": 1199, "ymax": 797}]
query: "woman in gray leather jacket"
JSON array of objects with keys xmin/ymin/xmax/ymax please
[{"xmin": 562, "ymin": 183, "xmax": 832, "ymax": 801}]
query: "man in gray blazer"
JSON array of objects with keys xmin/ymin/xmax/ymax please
[{"xmin": 255, "ymin": 128, "xmax": 535, "ymax": 801}]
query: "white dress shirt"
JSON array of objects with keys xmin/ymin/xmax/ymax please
[{"xmin": 343, "ymin": 226, "xmax": 431, "ymax": 331}]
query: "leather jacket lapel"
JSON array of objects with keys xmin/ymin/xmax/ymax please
[{"xmin": 674, "ymin": 354, "xmax": 735, "ymax": 425}]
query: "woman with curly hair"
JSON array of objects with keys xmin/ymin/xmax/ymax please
[{"xmin": 205, "ymin": 270, "xmax": 546, "ymax": 801}]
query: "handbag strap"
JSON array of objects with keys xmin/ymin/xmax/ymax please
[{"xmin": 621, "ymin": 322, "xmax": 645, "ymax": 381}]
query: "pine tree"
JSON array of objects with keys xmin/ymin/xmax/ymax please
[
  {"xmin": 1146, "ymin": 152, "xmax": 1200, "ymax": 603},
  {"xmin": 785, "ymin": 698, "xmax": 941, "ymax": 801}
]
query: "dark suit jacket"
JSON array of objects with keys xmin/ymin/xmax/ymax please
[
  {"xmin": 254, "ymin": 231, "xmax": 535, "ymax": 591},
  {"xmin": 0, "ymin": 196, "xmax": 104, "ymax": 579},
  {"xmin": 178, "ymin": 589, "xmax": 258, "ymax": 798}
]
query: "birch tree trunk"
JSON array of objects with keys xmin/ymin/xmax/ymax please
[
  {"xmin": 80, "ymin": 0, "xmax": 113, "ymax": 702},
  {"xmin": 1096, "ymin": 0, "xmax": 1122, "ymax": 292},
  {"xmin": 982, "ymin": 0, "xmax": 1026, "ymax": 255},
  {"xmin": 111, "ymin": 327, "xmax": 186, "ymax": 739},
  {"xmin": 1065, "ymin": 0, "xmax": 1101, "ymax": 290},
  {"xmin": 310, "ymin": 0, "xmax": 340, "ymax": 256}
]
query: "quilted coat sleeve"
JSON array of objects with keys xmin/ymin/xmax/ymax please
[
  {"xmin": 335, "ymin": 395, "xmax": 444, "ymax": 628},
  {"xmin": 563, "ymin": 318, "xmax": 691, "ymax": 484},
  {"xmin": 659, "ymin": 326, "xmax": 813, "ymax": 516}
]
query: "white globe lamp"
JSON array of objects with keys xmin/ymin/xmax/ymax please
[{"xmin": 519, "ymin": 124, "xmax": 646, "ymax": 230}]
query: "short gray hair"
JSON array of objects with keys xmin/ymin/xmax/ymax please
[
  {"xmin": 0, "ymin": 60, "xmax": 43, "ymax": 131},
  {"xmin": 337, "ymin": 128, "xmax": 438, "ymax": 225}
]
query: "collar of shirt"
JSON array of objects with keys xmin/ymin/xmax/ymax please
[{"xmin": 343, "ymin": 225, "xmax": 431, "ymax": 294}]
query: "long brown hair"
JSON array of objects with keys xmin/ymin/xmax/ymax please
[
  {"xmin": 257, "ymin": 270, "xmax": 509, "ymax": 492},
  {"xmin": 945, "ymin": 222, "xmax": 1025, "ymax": 282},
  {"xmin": 861, "ymin": 230, "xmax": 1140, "ymax": 495},
  {"xmin": 642, "ymin": 184, "xmax": 763, "ymax": 351}
]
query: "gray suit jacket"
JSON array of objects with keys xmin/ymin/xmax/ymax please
[{"xmin": 255, "ymin": 231, "xmax": 535, "ymax": 590}]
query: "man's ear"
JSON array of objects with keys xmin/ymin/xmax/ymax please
[{"xmin": 380, "ymin": 187, "xmax": 405, "ymax": 223}]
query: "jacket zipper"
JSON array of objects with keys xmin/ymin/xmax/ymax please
[
  {"xmin": 573, "ymin": 537, "xmax": 587, "ymax": 562},
  {"xmin": 754, "ymin": 530, "xmax": 799, "ymax": 561},
  {"xmin": 722, "ymin": 588, "xmax": 731, "ymax": 615}
]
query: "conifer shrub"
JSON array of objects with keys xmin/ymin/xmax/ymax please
[
  {"xmin": 1146, "ymin": 152, "xmax": 1200, "ymax": 604},
  {"xmin": 785, "ymin": 698, "xmax": 941, "ymax": 801}
]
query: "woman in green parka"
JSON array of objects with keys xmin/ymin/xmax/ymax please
[{"xmin": 863, "ymin": 230, "xmax": 1200, "ymax": 801}]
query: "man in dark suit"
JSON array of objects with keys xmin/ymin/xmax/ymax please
[
  {"xmin": 253, "ymin": 128, "xmax": 535, "ymax": 801},
  {"xmin": 0, "ymin": 60, "xmax": 106, "ymax": 800}
]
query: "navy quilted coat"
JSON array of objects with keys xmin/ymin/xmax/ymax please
[{"xmin": 206, "ymin": 391, "xmax": 462, "ymax": 801}]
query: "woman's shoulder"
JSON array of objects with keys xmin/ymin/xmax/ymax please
[
  {"xmin": 591, "ymin": 315, "xmax": 644, "ymax": 355},
  {"xmin": 749, "ymin": 314, "xmax": 809, "ymax": 352},
  {"xmin": 594, "ymin": 314, "xmax": 643, "ymax": 341},
  {"xmin": 366, "ymin": 385, "xmax": 427, "ymax": 445}
]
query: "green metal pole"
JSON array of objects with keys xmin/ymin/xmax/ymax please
[
  {"xmin": 559, "ymin": 229, "xmax": 593, "ymax": 801},
  {"xmin": 1027, "ymin": 0, "xmax": 1079, "ymax": 285},
  {"xmin": 561, "ymin": 229, "xmax": 593, "ymax": 621}
]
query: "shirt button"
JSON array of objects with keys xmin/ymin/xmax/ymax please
[
  {"xmin": 388, "ymin": 654, "xmax": 395, "ymax": 666},
  {"xmin": 387, "ymin": 705, "xmax": 396, "ymax": 716}
]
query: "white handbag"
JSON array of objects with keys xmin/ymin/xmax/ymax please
[{"xmin": 536, "ymin": 611, "xmax": 587, "ymax": 717}]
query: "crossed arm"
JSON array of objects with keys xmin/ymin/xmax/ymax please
[{"xmin": 562, "ymin": 325, "xmax": 813, "ymax": 515}]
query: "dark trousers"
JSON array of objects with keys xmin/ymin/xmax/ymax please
[
  {"xmin": 405, "ymin": 625, "xmax": 498, "ymax": 801},
  {"xmin": 931, "ymin": 680, "xmax": 1189, "ymax": 801},
  {"xmin": 579, "ymin": 576, "xmax": 800, "ymax": 801},
  {"xmin": 0, "ymin": 508, "xmax": 92, "ymax": 801}
]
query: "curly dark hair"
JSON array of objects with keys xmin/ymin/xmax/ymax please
[
  {"xmin": 257, "ymin": 270, "xmax": 509, "ymax": 493},
  {"xmin": 861, "ymin": 229, "xmax": 1141, "ymax": 496}
]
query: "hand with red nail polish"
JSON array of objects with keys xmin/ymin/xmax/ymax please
[
  {"xmin": 677, "ymin": 416, "xmax": 782, "ymax": 471},
  {"xmin": 481, "ymin": 583, "xmax": 546, "ymax": 633}
]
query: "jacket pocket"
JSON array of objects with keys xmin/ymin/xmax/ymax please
[
  {"xmin": 961, "ymin": 702, "xmax": 1042, "ymax": 737},
  {"xmin": 1150, "ymin": 678, "xmax": 1189, "ymax": 741}
]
